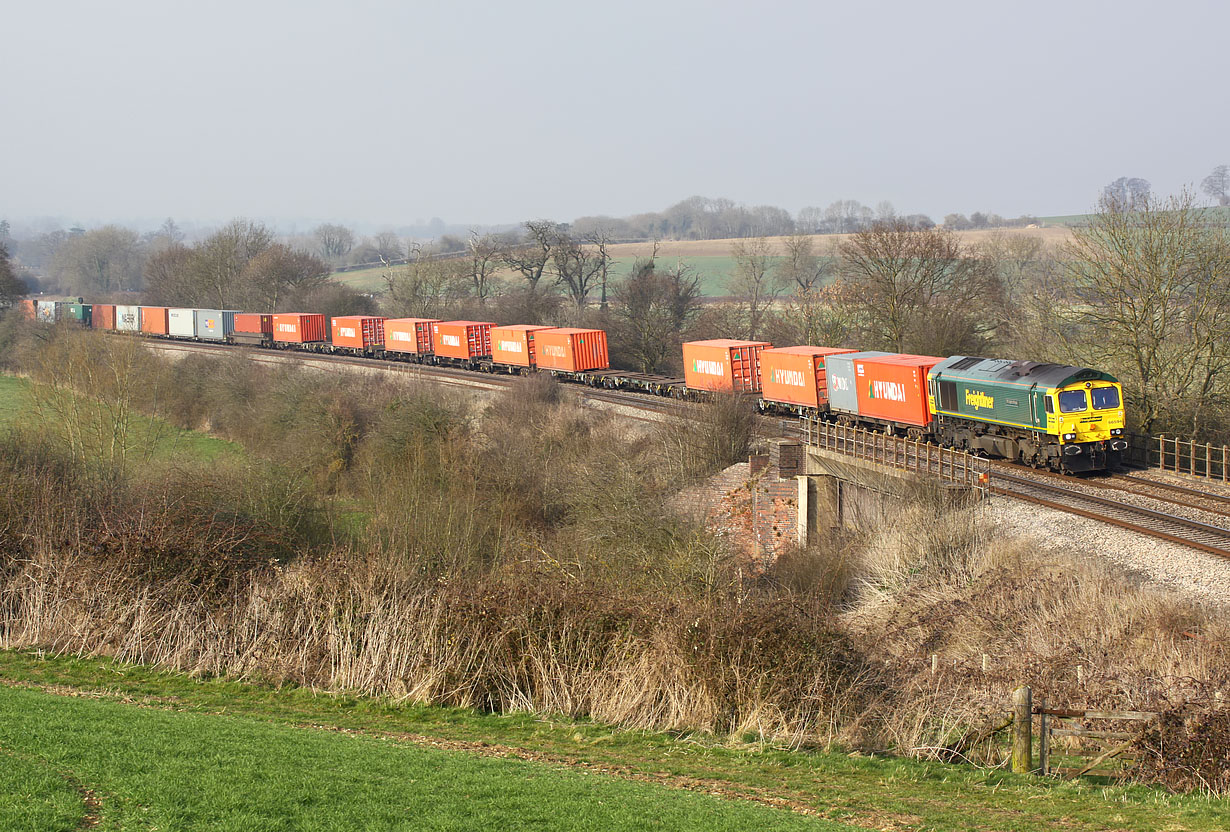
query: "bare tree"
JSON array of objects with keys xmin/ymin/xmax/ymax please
[
  {"xmin": 728, "ymin": 236, "xmax": 783, "ymax": 340},
  {"xmin": 502, "ymin": 220, "xmax": 558, "ymax": 293},
  {"xmin": 466, "ymin": 231, "xmax": 502, "ymax": 305},
  {"xmin": 241, "ymin": 245, "xmax": 331, "ymax": 310},
  {"xmin": 1102, "ymin": 176, "xmax": 1152, "ymax": 211},
  {"xmin": 795, "ymin": 206, "xmax": 824, "ymax": 233},
  {"xmin": 384, "ymin": 243, "xmax": 468, "ymax": 319},
  {"xmin": 777, "ymin": 235, "xmax": 840, "ymax": 345},
  {"xmin": 1202, "ymin": 165, "xmax": 1229, "ymax": 206},
  {"xmin": 371, "ymin": 232, "xmax": 405, "ymax": 264},
  {"xmin": 552, "ymin": 228, "xmax": 607, "ymax": 310},
  {"xmin": 27, "ymin": 328, "xmax": 161, "ymax": 474},
  {"xmin": 586, "ymin": 226, "xmax": 615, "ymax": 311},
  {"xmin": 314, "ymin": 223, "xmax": 355, "ymax": 260},
  {"xmin": 142, "ymin": 244, "xmax": 198, "ymax": 306},
  {"xmin": 191, "ymin": 219, "xmax": 273, "ymax": 309},
  {"xmin": 142, "ymin": 217, "xmax": 185, "ymax": 253},
  {"xmin": 49, "ymin": 225, "xmax": 144, "ymax": 294},
  {"xmin": 1064, "ymin": 189, "xmax": 1230, "ymax": 436},
  {"xmin": 838, "ymin": 221, "xmax": 1002, "ymax": 355},
  {"xmin": 777, "ymin": 234, "xmax": 829, "ymax": 293},
  {"xmin": 614, "ymin": 249, "xmax": 702, "ymax": 373}
]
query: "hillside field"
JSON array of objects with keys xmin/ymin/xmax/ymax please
[
  {"xmin": 2, "ymin": 650, "xmax": 1227, "ymax": 832},
  {"xmin": 333, "ymin": 226, "xmax": 1070, "ymax": 299},
  {"xmin": 0, "ymin": 374, "xmax": 243, "ymax": 463},
  {"xmin": 335, "ymin": 256, "xmax": 749, "ymax": 297}
]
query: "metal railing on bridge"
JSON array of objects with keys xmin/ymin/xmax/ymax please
[{"xmin": 801, "ymin": 418, "xmax": 991, "ymax": 488}]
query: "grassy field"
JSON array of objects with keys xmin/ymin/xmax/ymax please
[
  {"xmin": 337, "ymin": 256, "xmax": 793, "ymax": 298},
  {"xmin": 1, "ymin": 650, "xmax": 1226, "ymax": 832},
  {"xmin": 333, "ymin": 227, "xmax": 1072, "ymax": 299},
  {"xmin": 0, "ymin": 373, "xmax": 242, "ymax": 463},
  {"xmin": 1039, "ymin": 205, "xmax": 1230, "ymax": 227}
]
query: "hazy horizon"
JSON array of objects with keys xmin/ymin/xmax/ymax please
[{"xmin": 3, "ymin": 0, "xmax": 1227, "ymax": 232}]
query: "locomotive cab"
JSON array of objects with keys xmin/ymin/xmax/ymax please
[{"xmin": 1047, "ymin": 379, "xmax": 1128, "ymax": 472}]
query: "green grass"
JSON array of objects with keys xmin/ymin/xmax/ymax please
[
  {"xmin": 0, "ymin": 747, "xmax": 83, "ymax": 832},
  {"xmin": 0, "ymin": 675, "xmax": 846, "ymax": 830},
  {"xmin": 333, "ymin": 256, "xmax": 820, "ymax": 299},
  {"xmin": 1039, "ymin": 205, "xmax": 1230, "ymax": 227},
  {"xmin": 0, "ymin": 374, "xmax": 242, "ymax": 463},
  {"xmin": 1, "ymin": 649, "xmax": 1226, "ymax": 831}
]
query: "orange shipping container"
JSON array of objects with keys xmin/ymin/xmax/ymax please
[
  {"xmin": 91, "ymin": 304, "xmax": 117, "ymax": 330},
  {"xmin": 852, "ymin": 354, "xmax": 944, "ymax": 427},
  {"xmin": 384, "ymin": 318, "xmax": 440, "ymax": 354},
  {"xmin": 140, "ymin": 306, "xmax": 169, "ymax": 335},
  {"xmin": 760, "ymin": 346, "xmax": 858, "ymax": 409},
  {"xmin": 491, "ymin": 324, "xmax": 553, "ymax": 367},
  {"xmin": 272, "ymin": 313, "xmax": 327, "ymax": 343},
  {"xmin": 682, "ymin": 339, "xmax": 771, "ymax": 393},
  {"xmin": 330, "ymin": 315, "xmax": 385, "ymax": 349},
  {"xmin": 18, "ymin": 299, "xmax": 36, "ymax": 319},
  {"xmin": 432, "ymin": 321, "xmax": 493, "ymax": 360},
  {"xmin": 233, "ymin": 313, "xmax": 273, "ymax": 334},
  {"xmin": 534, "ymin": 328, "xmax": 609, "ymax": 372}
]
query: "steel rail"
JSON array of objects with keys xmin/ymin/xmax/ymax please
[
  {"xmin": 989, "ymin": 472, "xmax": 1230, "ymax": 559},
  {"xmin": 136, "ymin": 336, "xmax": 680, "ymax": 418}
]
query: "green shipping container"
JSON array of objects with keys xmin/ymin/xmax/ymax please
[{"xmin": 63, "ymin": 303, "xmax": 93, "ymax": 326}]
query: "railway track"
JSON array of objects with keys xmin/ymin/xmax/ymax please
[
  {"xmin": 140, "ymin": 337, "xmax": 680, "ymax": 421},
  {"xmin": 977, "ymin": 459, "xmax": 1230, "ymax": 521},
  {"xmin": 986, "ymin": 470, "xmax": 1230, "ymax": 559},
  {"xmin": 816, "ymin": 424, "xmax": 1230, "ymax": 560}
]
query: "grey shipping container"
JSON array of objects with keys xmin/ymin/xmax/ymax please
[
  {"xmin": 824, "ymin": 351, "xmax": 895, "ymax": 416},
  {"xmin": 115, "ymin": 304, "xmax": 141, "ymax": 332},
  {"xmin": 194, "ymin": 309, "xmax": 238, "ymax": 340}
]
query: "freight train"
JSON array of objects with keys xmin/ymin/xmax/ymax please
[{"xmin": 17, "ymin": 299, "xmax": 1128, "ymax": 473}]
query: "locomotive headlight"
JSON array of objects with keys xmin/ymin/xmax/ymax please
[
  {"xmin": 1110, "ymin": 428, "xmax": 1123, "ymax": 436},
  {"xmin": 1063, "ymin": 433, "xmax": 1076, "ymax": 441}
]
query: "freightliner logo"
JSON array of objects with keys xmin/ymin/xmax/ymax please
[{"xmin": 965, "ymin": 389, "xmax": 995, "ymax": 410}]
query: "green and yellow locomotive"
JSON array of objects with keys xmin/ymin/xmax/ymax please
[{"xmin": 927, "ymin": 357, "xmax": 1128, "ymax": 473}]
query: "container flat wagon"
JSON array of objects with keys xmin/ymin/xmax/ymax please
[
  {"xmin": 383, "ymin": 318, "xmax": 440, "ymax": 360},
  {"xmin": 272, "ymin": 313, "xmax": 327, "ymax": 345},
  {"xmin": 490, "ymin": 324, "xmax": 553, "ymax": 371},
  {"xmin": 329, "ymin": 316, "xmax": 386, "ymax": 355},
  {"xmin": 195, "ymin": 309, "xmax": 238, "ymax": 341},
  {"xmin": 759, "ymin": 345, "xmax": 858, "ymax": 413},
  {"xmin": 682, "ymin": 339, "xmax": 771, "ymax": 394},
  {"xmin": 432, "ymin": 321, "xmax": 494, "ymax": 367},
  {"xmin": 168, "ymin": 308, "xmax": 196, "ymax": 338},
  {"xmin": 91, "ymin": 304, "xmax": 117, "ymax": 330},
  {"xmin": 140, "ymin": 307, "xmax": 169, "ymax": 336},
  {"xmin": 115, "ymin": 305, "xmax": 141, "ymax": 332}
]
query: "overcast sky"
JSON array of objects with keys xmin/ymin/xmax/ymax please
[{"xmin": 3, "ymin": 0, "xmax": 1227, "ymax": 231}]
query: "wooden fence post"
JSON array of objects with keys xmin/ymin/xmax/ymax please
[
  {"xmin": 1012, "ymin": 685, "xmax": 1033, "ymax": 774},
  {"xmin": 1038, "ymin": 696, "xmax": 1049, "ymax": 776}
]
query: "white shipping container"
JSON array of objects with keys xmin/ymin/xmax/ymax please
[
  {"xmin": 168, "ymin": 308, "xmax": 196, "ymax": 338},
  {"xmin": 36, "ymin": 300, "xmax": 59, "ymax": 322},
  {"xmin": 115, "ymin": 305, "xmax": 141, "ymax": 332}
]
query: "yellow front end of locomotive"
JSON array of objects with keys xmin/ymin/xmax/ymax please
[{"xmin": 1048, "ymin": 380, "xmax": 1126, "ymax": 445}]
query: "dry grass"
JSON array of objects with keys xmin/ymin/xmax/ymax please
[{"xmin": 839, "ymin": 491, "xmax": 1230, "ymax": 768}]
